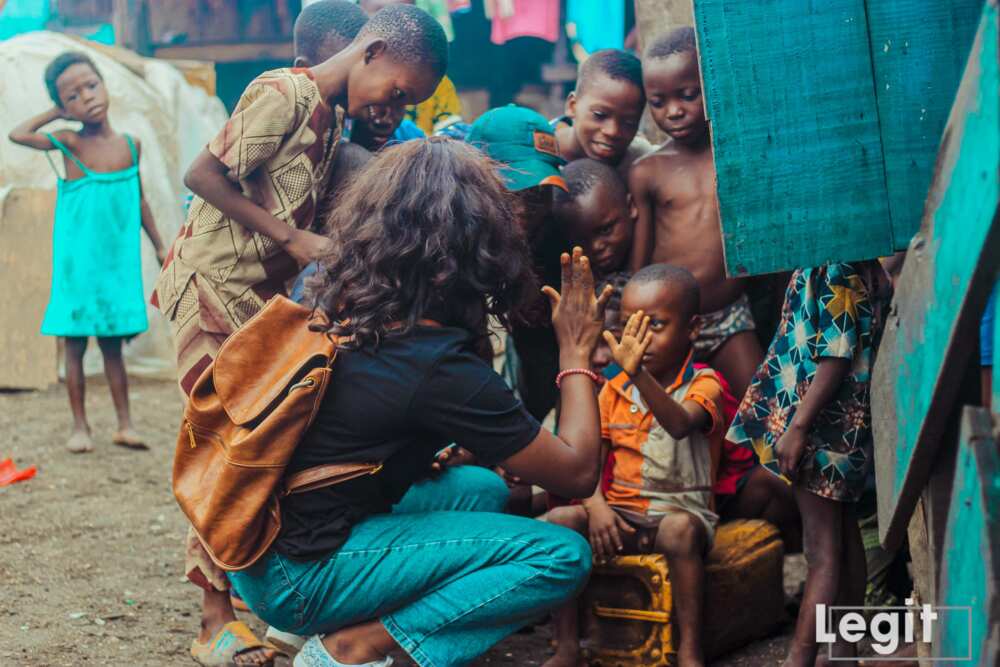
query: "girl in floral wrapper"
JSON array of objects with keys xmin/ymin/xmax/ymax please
[{"xmin": 727, "ymin": 261, "xmax": 890, "ymax": 667}]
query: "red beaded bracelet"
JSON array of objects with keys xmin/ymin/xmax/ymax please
[{"xmin": 555, "ymin": 368, "xmax": 600, "ymax": 388}]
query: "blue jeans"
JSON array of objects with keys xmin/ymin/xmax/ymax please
[{"xmin": 229, "ymin": 466, "xmax": 591, "ymax": 667}]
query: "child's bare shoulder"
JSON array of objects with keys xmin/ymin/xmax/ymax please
[{"xmin": 629, "ymin": 141, "xmax": 681, "ymax": 188}]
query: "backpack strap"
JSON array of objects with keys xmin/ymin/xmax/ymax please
[
  {"xmin": 46, "ymin": 133, "xmax": 91, "ymax": 175},
  {"xmin": 283, "ymin": 462, "xmax": 383, "ymax": 496}
]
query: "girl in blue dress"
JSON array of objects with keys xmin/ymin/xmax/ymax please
[{"xmin": 9, "ymin": 51, "xmax": 166, "ymax": 454}]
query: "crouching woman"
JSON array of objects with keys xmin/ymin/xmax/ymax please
[{"xmin": 229, "ymin": 137, "xmax": 610, "ymax": 667}]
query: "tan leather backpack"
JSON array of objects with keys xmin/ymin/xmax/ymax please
[{"xmin": 172, "ymin": 296, "xmax": 380, "ymax": 572}]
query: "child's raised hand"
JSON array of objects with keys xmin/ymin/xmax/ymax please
[
  {"xmin": 602, "ymin": 310, "xmax": 652, "ymax": 376},
  {"xmin": 542, "ymin": 247, "xmax": 613, "ymax": 364}
]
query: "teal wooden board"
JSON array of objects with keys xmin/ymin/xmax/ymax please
[
  {"xmin": 933, "ymin": 407, "xmax": 1000, "ymax": 663},
  {"xmin": 866, "ymin": 0, "xmax": 984, "ymax": 249},
  {"xmin": 871, "ymin": 1, "xmax": 1000, "ymax": 549},
  {"xmin": 994, "ymin": 278, "xmax": 999, "ymax": 412},
  {"xmin": 694, "ymin": 1, "xmax": 894, "ymax": 276}
]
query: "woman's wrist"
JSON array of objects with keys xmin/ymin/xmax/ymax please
[{"xmin": 558, "ymin": 351, "xmax": 592, "ymax": 371}]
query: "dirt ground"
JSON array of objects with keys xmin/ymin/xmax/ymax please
[{"xmin": 1, "ymin": 377, "xmax": 804, "ymax": 666}]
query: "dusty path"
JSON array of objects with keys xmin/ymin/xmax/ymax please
[{"xmin": 1, "ymin": 378, "xmax": 797, "ymax": 666}]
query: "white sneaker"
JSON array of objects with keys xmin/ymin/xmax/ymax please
[
  {"xmin": 265, "ymin": 625, "xmax": 307, "ymax": 656},
  {"xmin": 292, "ymin": 635, "xmax": 394, "ymax": 667}
]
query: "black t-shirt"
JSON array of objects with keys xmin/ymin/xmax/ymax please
[{"xmin": 276, "ymin": 325, "xmax": 541, "ymax": 560}]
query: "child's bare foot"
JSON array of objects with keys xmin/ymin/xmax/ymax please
[
  {"xmin": 112, "ymin": 427, "xmax": 148, "ymax": 450},
  {"xmin": 66, "ymin": 429, "xmax": 93, "ymax": 453},
  {"xmin": 541, "ymin": 647, "xmax": 584, "ymax": 667}
]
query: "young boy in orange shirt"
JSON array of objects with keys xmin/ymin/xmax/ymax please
[
  {"xmin": 544, "ymin": 264, "xmax": 726, "ymax": 667},
  {"xmin": 628, "ymin": 27, "xmax": 762, "ymax": 399}
]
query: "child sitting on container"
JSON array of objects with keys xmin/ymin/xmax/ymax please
[
  {"xmin": 553, "ymin": 158, "xmax": 636, "ymax": 279},
  {"xmin": 728, "ymin": 261, "xmax": 889, "ymax": 666},
  {"xmin": 629, "ymin": 27, "xmax": 763, "ymax": 399},
  {"xmin": 553, "ymin": 49, "xmax": 653, "ymax": 179},
  {"xmin": 544, "ymin": 264, "xmax": 726, "ymax": 667},
  {"xmin": 9, "ymin": 51, "xmax": 167, "ymax": 454}
]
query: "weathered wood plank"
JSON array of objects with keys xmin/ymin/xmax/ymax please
[
  {"xmin": 872, "ymin": 0, "xmax": 1000, "ymax": 549},
  {"xmin": 993, "ymin": 278, "xmax": 999, "ymax": 415},
  {"xmin": 932, "ymin": 407, "xmax": 1000, "ymax": 664},
  {"xmin": 693, "ymin": 0, "xmax": 894, "ymax": 276},
  {"xmin": 866, "ymin": 0, "xmax": 983, "ymax": 249},
  {"xmin": 0, "ymin": 189, "xmax": 59, "ymax": 390}
]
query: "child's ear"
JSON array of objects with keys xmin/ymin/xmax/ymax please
[
  {"xmin": 565, "ymin": 91, "xmax": 577, "ymax": 119},
  {"xmin": 364, "ymin": 38, "xmax": 388, "ymax": 64},
  {"xmin": 293, "ymin": 56, "xmax": 311, "ymax": 68}
]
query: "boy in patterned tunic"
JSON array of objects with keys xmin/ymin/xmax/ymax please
[{"xmin": 152, "ymin": 7, "xmax": 448, "ymax": 665}]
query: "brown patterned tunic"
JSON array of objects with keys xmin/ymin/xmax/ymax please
[{"xmin": 153, "ymin": 68, "xmax": 342, "ymax": 394}]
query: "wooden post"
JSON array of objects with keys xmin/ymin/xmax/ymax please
[
  {"xmin": 871, "ymin": 0, "xmax": 1000, "ymax": 550},
  {"xmin": 112, "ymin": 0, "xmax": 149, "ymax": 55},
  {"xmin": 932, "ymin": 407, "xmax": 1000, "ymax": 664}
]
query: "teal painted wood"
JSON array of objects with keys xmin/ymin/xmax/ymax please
[
  {"xmin": 994, "ymin": 278, "xmax": 1000, "ymax": 413},
  {"xmin": 933, "ymin": 407, "xmax": 999, "ymax": 664},
  {"xmin": 694, "ymin": 0, "xmax": 894, "ymax": 276},
  {"xmin": 871, "ymin": 1, "xmax": 1000, "ymax": 549},
  {"xmin": 866, "ymin": 0, "xmax": 983, "ymax": 250}
]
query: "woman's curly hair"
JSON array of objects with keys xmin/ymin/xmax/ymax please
[{"xmin": 306, "ymin": 136, "xmax": 537, "ymax": 347}]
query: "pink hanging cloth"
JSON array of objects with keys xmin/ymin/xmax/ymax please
[{"xmin": 490, "ymin": 0, "xmax": 560, "ymax": 45}]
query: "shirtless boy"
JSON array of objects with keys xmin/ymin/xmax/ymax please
[{"xmin": 628, "ymin": 27, "xmax": 762, "ymax": 398}]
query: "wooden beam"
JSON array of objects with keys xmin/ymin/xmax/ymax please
[
  {"xmin": 932, "ymin": 407, "xmax": 1000, "ymax": 664},
  {"xmin": 152, "ymin": 42, "xmax": 292, "ymax": 64},
  {"xmin": 693, "ymin": 0, "xmax": 894, "ymax": 276},
  {"xmin": 866, "ymin": 0, "xmax": 983, "ymax": 249},
  {"xmin": 872, "ymin": 0, "xmax": 1000, "ymax": 549}
]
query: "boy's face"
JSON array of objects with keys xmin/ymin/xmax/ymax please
[
  {"xmin": 620, "ymin": 280, "xmax": 697, "ymax": 380},
  {"xmin": 347, "ymin": 41, "xmax": 440, "ymax": 129},
  {"xmin": 350, "ymin": 105, "xmax": 406, "ymax": 151},
  {"xmin": 591, "ymin": 304, "xmax": 623, "ymax": 384},
  {"xmin": 566, "ymin": 74, "xmax": 643, "ymax": 164},
  {"xmin": 643, "ymin": 51, "xmax": 707, "ymax": 146},
  {"xmin": 557, "ymin": 184, "xmax": 635, "ymax": 276},
  {"xmin": 56, "ymin": 63, "xmax": 108, "ymax": 123}
]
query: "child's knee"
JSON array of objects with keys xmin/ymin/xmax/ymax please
[
  {"xmin": 96, "ymin": 336, "xmax": 123, "ymax": 356},
  {"xmin": 656, "ymin": 512, "xmax": 707, "ymax": 557},
  {"xmin": 543, "ymin": 505, "xmax": 589, "ymax": 534},
  {"xmin": 65, "ymin": 336, "xmax": 88, "ymax": 356},
  {"xmin": 436, "ymin": 465, "xmax": 510, "ymax": 513}
]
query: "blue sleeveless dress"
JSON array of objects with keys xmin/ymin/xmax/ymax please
[{"xmin": 41, "ymin": 133, "xmax": 148, "ymax": 338}]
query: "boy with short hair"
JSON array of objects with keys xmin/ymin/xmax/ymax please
[
  {"xmin": 553, "ymin": 48, "xmax": 653, "ymax": 179},
  {"xmin": 628, "ymin": 27, "xmax": 763, "ymax": 399},
  {"xmin": 153, "ymin": 6, "xmax": 447, "ymax": 665},
  {"xmin": 553, "ymin": 158, "xmax": 635, "ymax": 279},
  {"xmin": 545, "ymin": 264, "xmax": 725, "ymax": 667}
]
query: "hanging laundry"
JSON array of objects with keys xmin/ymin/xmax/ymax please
[
  {"xmin": 483, "ymin": 0, "xmax": 515, "ymax": 20},
  {"xmin": 490, "ymin": 0, "xmax": 559, "ymax": 45},
  {"xmin": 416, "ymin": 0, "xmax": 455, "ymax": 41},
  {"xmin": 566, "ymin": 0, "xmax": 625, "ymax": 55},
  {"xmin": 448, "ymin": 0, "xmax": 472, "ymax": 13}
]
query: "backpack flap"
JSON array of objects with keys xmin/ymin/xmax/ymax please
[{"xmin": 213, "ymin": 296, "xmax": 335, "ymax": 425}]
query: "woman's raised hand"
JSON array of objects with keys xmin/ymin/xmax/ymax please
[{"xmin": 542, "ymin": 247, "xmax": 612, "ymax": 367}]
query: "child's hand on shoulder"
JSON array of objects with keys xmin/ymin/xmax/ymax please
[
  {"xmin": 584, "ymin": 499, "xmax": 635, "ymax": 564},
  {"xmin": 603, "ymin": 310, "xmax": 652, "ymax": 376},
  {"xmin": 284, "ymin": 228, "xmax": 335, "ymax": 266}
]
